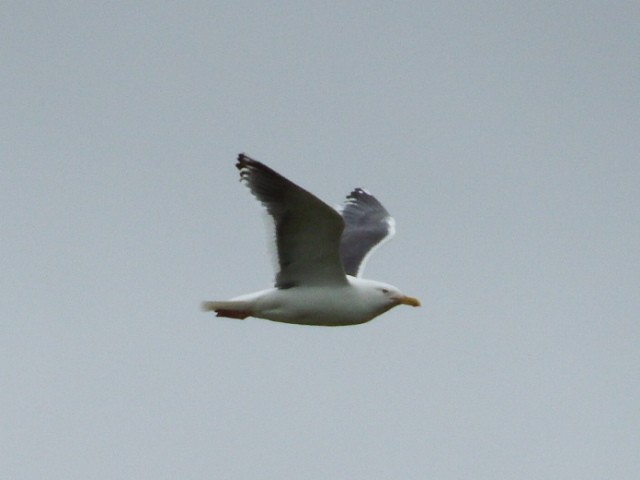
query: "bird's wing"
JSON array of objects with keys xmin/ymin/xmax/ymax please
[
  {"xmin": 337, "ymin": 188, "xmax": 395, "ymax": 277},
  {"xmin": 237, "ymin": 154, "xmax": 348, "ymax": 288}
]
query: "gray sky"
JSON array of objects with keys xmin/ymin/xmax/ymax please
[{"xmin": 3, "ymin": 2, "xmax": 639, "ymax": 479}]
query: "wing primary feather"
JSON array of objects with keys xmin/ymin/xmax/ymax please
[
  {"xmin": 338, "ymin": 188, "xmax": 395, "ymax": 277},
  {"xmin": 236, "ymin": 154, "xmax": 347, "ymax": 287}
]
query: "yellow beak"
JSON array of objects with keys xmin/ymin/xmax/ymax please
[{"xmin": 398, "ymin": 295, "xmax": 421, "ymax": 307}]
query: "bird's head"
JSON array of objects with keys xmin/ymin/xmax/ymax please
[
  {"xmin": 350, "ymin": 278, "xmax": 421, "ymax": 316},
  {"xmin": 377, "ymin": 284, "xmax": 421, "ymax": 308}
]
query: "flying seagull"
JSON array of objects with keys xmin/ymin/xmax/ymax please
[{"xmin": 202, "ymin": 154, "xmax": 420, "ymax": 326}]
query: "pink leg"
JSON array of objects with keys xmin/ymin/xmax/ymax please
[{"xmin": 215, "ymin": 309, "xmax": 251, "ymax": 320}]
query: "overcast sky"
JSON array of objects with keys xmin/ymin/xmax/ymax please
[{"xmin": 2, "ymin": 2, "xmax": 639, "ymax": 479}]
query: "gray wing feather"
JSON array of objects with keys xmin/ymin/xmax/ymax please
[
  {"xmin": 236, "ymin": 154, "xmax": 348, "ymax": 288},
  {"xmin": 338, "ymin": 188, "xmax": 395, "ymax": 277}
]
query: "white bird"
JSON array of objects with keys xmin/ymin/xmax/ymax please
[{"xmin": 202, "ymin": 154, "xmax": 420, "ymax": 326}]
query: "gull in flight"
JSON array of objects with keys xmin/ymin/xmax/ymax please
[{"xmin": 202, "ymin": 154, "xmax": 420, "ymax": 326}]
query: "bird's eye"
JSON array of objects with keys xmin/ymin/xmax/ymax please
[{"xmin": 381, "ymin": 288, "xmax": 389, "ymax": 294}]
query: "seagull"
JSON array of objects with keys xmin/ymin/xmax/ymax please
[{"xmin": 202, "ymin": 154, "xmax": 420, "ymax": 326}]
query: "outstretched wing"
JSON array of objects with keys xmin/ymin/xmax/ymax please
[
  {"xmin": 236, "ymin": 154, "xmax": 348, "ymax": 288},
  {"xmin": 338, "ymin": 188, "xmax": 395, "ymax": 277}
]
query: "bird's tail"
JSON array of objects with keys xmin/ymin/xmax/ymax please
[{"xmin": 201, "ymin": 301, "xmax": 252, "ymax": 320}]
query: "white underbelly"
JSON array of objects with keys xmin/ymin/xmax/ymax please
[{"xmin": 254, "ymin": 286, "xmax": 377, "ymax": 326}]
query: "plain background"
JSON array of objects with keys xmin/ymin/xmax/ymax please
[{"xmin": 2, "ymin": 2, "xmax": 639, "ymax": 479}]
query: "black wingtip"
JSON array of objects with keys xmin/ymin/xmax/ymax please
[
  {"xmin": 236, "ymin": 153, "xmax": 261, "ymax": 183},
  {"xmin": 345, "ymin": 188, "xmax": 380, "ymax": 206},
  {"xmin": 236, "ymin": 153, "xmax": 256, "ymax": 170},
  {"xmin": 235, "ymin": 153, "xmax": 286, "ymax": 183},
  {"xmin": 341, "ymin": 187, "xmax": 390, "ymax": 215},
  {"xmin": 346, "ymin": 188, "xmax": 372, "ymax": 199}
]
